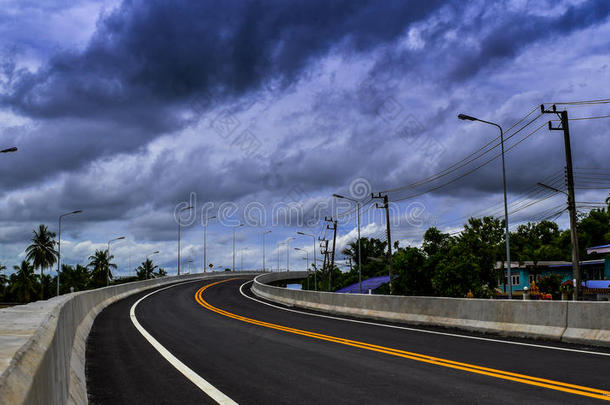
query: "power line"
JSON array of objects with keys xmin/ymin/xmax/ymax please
[
  {"xmin": 389, "ymin": 121, "xmax": 548, "ymax": 202},
  {"xmin": 379, "ymin": 107, "xmax": 541, "ymax": 194}
]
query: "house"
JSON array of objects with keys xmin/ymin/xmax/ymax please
[{"xmin": 494, "ymin": 259, "xmax": 610, "ymax": 292}]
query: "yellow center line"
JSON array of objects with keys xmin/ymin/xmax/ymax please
[{"xmin": 195, "ymin": 278, "xmax": 610, "ymax": 401}]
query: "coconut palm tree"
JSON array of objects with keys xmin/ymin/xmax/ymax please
[
  {"xmin": 88, "ymin": 249, "xmax": 116, "ymax": 287},
  {"xmin": 25, "ymin": 224, "xmax": 58, "ymax": 300},
  {"xmin": 10, "ymin": 261, "xmax": 37, "ymax": 303},
  {"xmin": 59, "ymin": 264, "xmax": 90, "ymax": 293},
  {"xmin": 136, "ymin": 258, "xmax": 158, "ymax": 280}
]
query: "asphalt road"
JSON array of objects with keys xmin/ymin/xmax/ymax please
[{"xmin": 86, "ymin": 276, "xmax": 610, "ymax": 404}]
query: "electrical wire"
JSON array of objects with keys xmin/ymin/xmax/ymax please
[
  {"xmin": 379, "ymin": 106, "xmax": 541, "ymax": 194},
  {"xmin": 389, "ymin": 121, "xmax": 548, "ymax": 202}
]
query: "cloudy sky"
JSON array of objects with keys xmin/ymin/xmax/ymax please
[{"xmin": 1, "ymin": 0, "xmax": 609, "ymax": 276}]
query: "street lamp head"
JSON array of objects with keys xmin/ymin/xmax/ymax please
[
  {"xmin": 153, "ymin": 250, "xmax": 160, "ymax": 254},
  {"xmin": 458, "ymin": 113, "xmax": 478, "ymax": 121},
  {"xmin": 1, "ymin": 147, "xmax": 18, "ymax": 153},
  {"xmin": 72, "ymin": 210, "xmax": 83, "ymax": 214},
  {"xmin": 117, "ymin": 236, "xmax": 126, "ymax": 240},
  {"xmin": 264, "ymin": 230, "xmax": 272, "ymax": 234},
  {"xmin": 536, "ymin": 182, "xmax": 563, "ymax": 194},
  {"xmin": 294, "ymin": 247, "xmax": 302, "ymax": 251},
  {"xmin": 207, "ymin": 215, "xmax": 217, "ymax": 220},
  {"xmin": 332, "ymin": 193, "xmax": 346, "ymax": 199},
  {"xmin": 180, "ymin": 205, "xmax": 193, "ymax": 212}
]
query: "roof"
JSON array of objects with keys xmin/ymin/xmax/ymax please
[
  {"xmin": 495, "ymin": 260, "xmax": 606, "ymax": 269},
  {"xmin": 495, "ymin": 261, "xmax": 570, "ymax": 269},
  {"xmin": 548, "ymin": 259, "xmax": 606, "ymax": 268},
  {"xmin": 587, "ymin": 244, "xmax": 610, "ymax": 254},
  {"xmin": 336, "ymin": 276, "xmax": 390, "ymax": 294},
  {"xmin": 584, "ymin": 280, "xmax": 610, "ymax": 289}
]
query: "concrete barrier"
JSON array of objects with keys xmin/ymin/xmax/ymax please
[
  {"xmin": 562, "ymin": 301, "xmax": 610, "ymax": 346},
  {"xmin": 252, "ymin": 272, "xmax": 610, "ymax": 347},
  {"xmin": 0, "ymin": 271, "xmax": 258, "ymax": 405}
]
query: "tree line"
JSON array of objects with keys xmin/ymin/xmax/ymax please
[
  {"xmin": 304, "ymin": 198, "xmax": 609, "ymax": 298},
  {"xmin": 0, "ymin": 225, "xmax": 166, "ymax": 304}
]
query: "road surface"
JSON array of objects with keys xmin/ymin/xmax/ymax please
[{"xmin": 86, "ymin": 276, "xmax": 610, "ymax": 404}]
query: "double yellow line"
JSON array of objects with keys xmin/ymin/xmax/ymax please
[{"xmin": 195, "ymin": 279, "xmax": 610, "ymax": 401}]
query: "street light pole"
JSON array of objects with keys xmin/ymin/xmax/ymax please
[
  {"xmin": 295, "ymin": 248, "xmax": 309, "ymax": 289},
  {"xmin": 240, "ymin": 247, "xmax": 248, "ymax": 270},
  {"xmin": 107, "ymin": 236, "xmax": 125, "ymax": 286},
  {"xmin": 333, "ymin": 194, "xmax": 363, "ymax": 293},
  {"xmin": 277, "ymin": 242, "xmax": 285, "ymax": 271},
  {"xmin": 297, "ymin": 231, "xmax": 317, "ymax": 291},
  {"xmin": 177, "ymin": 206, "xmax": 193, "ymax": 276},
  {"xmin": 458, "ymin": 113, "xmax": 512, "ymax": 299},
  {"xmin": 145, "ymin": 250, "xmax": 160, "ymax": 279},
  {"xmin": 286, "ymin": 237, "xmax": 295, "ymax": 271},
  {"xmin": 233, "ymin": 223, "xmax": 244, "ymax": 272},
  {"xmin": 204, "ymin": 215, "xmax": 216, "ymax": 273},
  {"xmin": 262, "ymin": 230, "xmax": 271, "ymax": 272},
  {"xmin": 57, "ymin": 210, "xmax": 83, "ymax": 296}
]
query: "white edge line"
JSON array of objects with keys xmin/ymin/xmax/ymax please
[
  {"xmin": 239, "ymin": 280, "xmax": 610, "ymax": 357},
  {"xmin": 130, "ymin": 280, "xmax": 238, "ymax": 405}
]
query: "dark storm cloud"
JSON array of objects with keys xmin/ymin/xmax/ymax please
[
  {"xmin": 1, "ymin": 0, "xmax": 610, "ymax": 259},
  {"xmin": 449, "ymin": 1, "xmax": 610, "ymax": 81},
  {"xmin": 0, "ymin": 0, "xmax": 445, "ymax": 194},
  {"xmin": 5, "ymin": 0, "xmax": 445, "ymax": 118}
]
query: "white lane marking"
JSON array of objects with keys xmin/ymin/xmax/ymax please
[
  {"xmin": 130, "ymin": 281, "xmax": 238, "ymax": 405},
  {"xmin": 239, "ymin": 280, "xmax": 610, "ymax": 357}
]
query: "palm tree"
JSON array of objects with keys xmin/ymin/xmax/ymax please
[
  {"xmin": 136, "ymin": 258, "xmax": 158, "ymax": 280},
  {"xmin": 59, "ymin": 264, "xmax": 91, "ymax": 293},
  {"xmin": 25, "ymin": 224, "xmax": 58, "ymax": 300},
  {"xmin": 10, "ymin": 261, "xmax": 37, "ymax": 303},
  {"xmin": 88, "ymin": 249, "xmax": 116, "ymax": 287}
]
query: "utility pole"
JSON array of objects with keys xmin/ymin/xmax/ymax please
[
  {"xmin": 325, "ymin": 217, "xmax": 337, "ymax": 292},
  {"xmin": 541, "ymin": 104, "xmax": 581, "ymax": 300},
  {"xmin": 372, "ymin": 193, "xmax": 393, "ymax": 294},
  {"xmin": 319, "ymin": 238, "xmax": 329, "ymax": 291}
]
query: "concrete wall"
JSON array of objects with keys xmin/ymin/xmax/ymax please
[
  {"xmin": 252, "ymin": 272, "xmax": 610, "ymax": 347},
  {"xmin": 0, "ymin": 272, "xmax": 257, "ymax": 405}
]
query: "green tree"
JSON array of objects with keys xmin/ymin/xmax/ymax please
[
  {"xmin": 393, "ymin": 247, "xmax": 433, "ymax": 296},
  {"xmin": 579, "ymin": 207, "xmax": 610, "ymax": 260},
  {"xmin": 10, "ymin": 261, "xmax": 37, "ymax": 303},
  {"xmin": 457, "ymin": 217, "xmax": 503, "ymax": 292},
  {"xmin": 510, "ymin": 221, "xmax": 566, "ymax": 281},
  {"xmin": 423, "ymin": 218, "xmax": 501, "ymax": 298},
  {"xmin": 25, "ymin": 224, "xmax": 58, "ymax": 300},
  {"xmin": 341, "ymin": 237, "xmax": 388, "ymax": 280},
  {"xmin": 88, "ymin": 249, "xmax": 116, "ymax": 287},
  {"xmin": 59, "ymin": 264, "xmax": 90, "ymax": 293},
  {"xmin": 136, "ymin": 258, "xmax": 158, "ymax": 280},
  {"xmin": 155, "ymin": 267, "xmax": 167, "ymax": 277},
  {"xmin": 431, "ymin": 248, "xmax": 489, "ymax": 297}
]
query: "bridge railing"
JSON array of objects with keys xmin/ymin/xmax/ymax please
[
  {"xmin": 0, "ymin": 272, "xmax": 258, "ymax": 405},
  {"xmin": 252, "ymin": 272, "xmax": 610, "ymax": 348}
]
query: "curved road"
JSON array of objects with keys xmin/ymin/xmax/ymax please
[{"xmin": 86, "ymin": 276, "xmax": 610, "ymax": 404}]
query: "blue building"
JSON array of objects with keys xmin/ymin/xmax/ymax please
[{"xmin": 496, "ymin": 259, "xmax": 610, "ymax": 292}]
